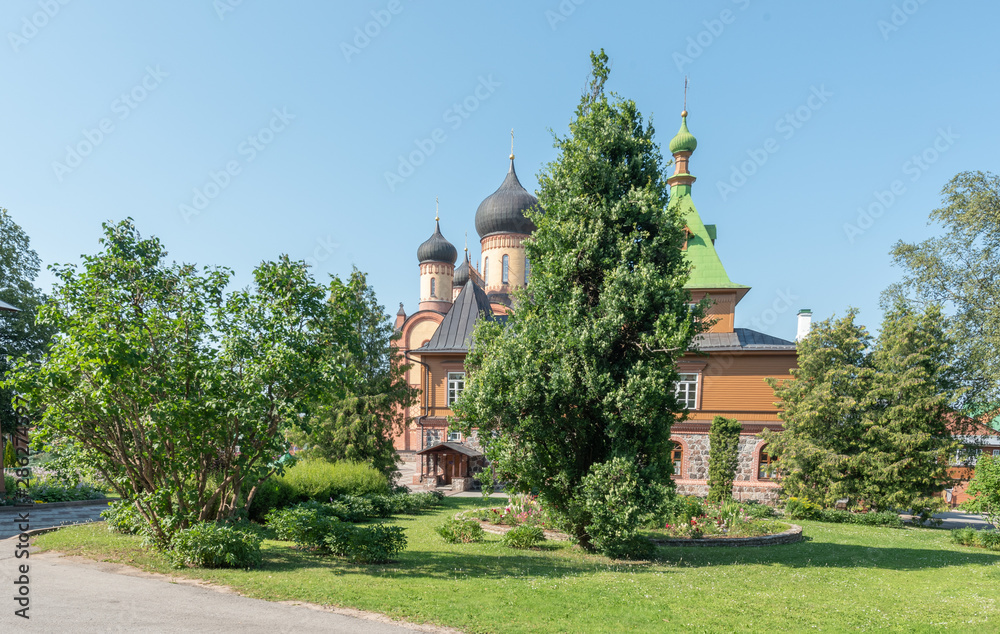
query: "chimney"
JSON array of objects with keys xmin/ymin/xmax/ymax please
[{"xmin": 796, "ymin": 309, "xmax": 812, "ymax": 342}]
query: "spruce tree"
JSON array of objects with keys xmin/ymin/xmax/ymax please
[{"xmin": 454, "ymin": 50, "xmax": 701, "ymax": 552}]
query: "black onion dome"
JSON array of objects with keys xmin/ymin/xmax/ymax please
[
  {"xmin": 417, "ymin": 221, "xmax": 458, "ymax": 264},
  {"xmin": 475, "ymin": 159, "xmax": 540, "ymax": 238},
  {"xmin": 453, "ymin": 251, "xmax": 471, "ymax": 286}
]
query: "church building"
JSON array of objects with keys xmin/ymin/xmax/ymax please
[{"xmin": 393, "ymin": 112, "xmax": 801, "ymax": 502}]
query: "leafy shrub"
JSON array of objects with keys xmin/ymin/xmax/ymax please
[
  {"xmin": 437, "ymin": 518, "xmax": 485, "ymax": 543},
  {"xmin": 333, "ymin": 495, "xmax": 376, "ymax": 521},
  {"xmin": 707, "ymin": 415, "xmax": 741, "ymax": 503},
  {"xmin": 246, "ymin": 475, "xmax": 297, "ymax": 522},
  {"xmin": 581, "ymin": 457, "xmax": 661, "ymax": 559},
  {"xmin": 785, "ymin": 497, "xmax": 822, "ymax": 520},
  {"xmin": 501, "ymin": 525, "xmax": 545, "ymax": 549},
  {"xmin": 344, "ymin": 523, "xmax": 407, "ymax": 563},
  {"xmin": 975, "ymin": 530, "xmax": 1000, "ymax": 550},
  {"xmin": 265, "ymin": 503, "xmax": 341, "ymax": 550},
  {"xmin": 661, "ymin": 494, "xmax": 705, "ymax": 526},
  {"xmin": 813, "ymin": 508, "xmax": 903, "ymax": 528},
  {"xmin": 169, "ymin": 522, "xmax": 263, "ymax": 570},
  {"xmin": 742, "ymin": 500, "xmax": 776, "ymax": 519},
  {"xmin": 101, "ymin": 500, "xmax": 145, "ymax": 535},
  {"xmin": 950, "ymin": 527, "xmax": 976, "ymax": 546},
  {"xmin": 282, "ymin": 459, "xmax": 389, "ymax": 502},
  {"xmin": 26, "ymin": 478, "xmax": 106, "ymax": 503},
  {"xmin": 364, "ymin": 494, "xmax": 396, "ymax": 518},
  {"xmin": 323, "ymin": 521, "xmax": 358, "ymax": 556}
]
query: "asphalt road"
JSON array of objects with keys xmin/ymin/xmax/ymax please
[{"xmin": 0, "ymin": 538, "xmax": 446, "ymax": 633}]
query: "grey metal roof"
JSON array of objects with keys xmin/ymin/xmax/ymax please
[
  {"xmin": 417, "ymin": 441, "xmax": 484, "ymax": 457},
  {"xmin": 417, "ymin": 220, "xmax": 458, "ymax": 264},
  {"xmin": 0, "ymin": 299, "xmax": 21, "ymax": 312},
  {"xmin": 453, "ymin": 251, "xmax": 471, "ymax": 286},
  {"xmin": 692, "ymin": 328, "xmax": 796, "ymax": 352},
  {"xmin": 474, "ymin": 159, "xmax": 540, "ymax": 238},
  {"xmin": 418, "ymin": 279, "xmax": 496, "ymax": 353}
]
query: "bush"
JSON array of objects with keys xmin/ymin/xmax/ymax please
[
  {"xmin": 581, "ymin": 457, "xmax": 662, "ymax": 559},
  {"xmin": 264, "ymin": 502, "xmax": 342, "ymax": 550},
  {"xmin": 437, "ymin": 518, "xmax": 485, "ymax": 543},
  {"xmin": 26, "ymin": 478, "xmax": 106, "ymax": 503},
  {"xmin": 246, "ymin": 475, "xmax": 297, "ymax": 522},
  {"xmin": 975, "ymin": 530, "xmax": 1000, "ymax": 550},
  {"xmin": 501, "ymin": 525, "xmax": 545, "ymax": 549},
  {"xmin": 951, "ymin": 527, "xmax": 1000, "ymax": 551},
  {"xmin": 785, "ymin": 497, "xmax": 822, "ymax": 520},
  {"xmin": 169, "ymin": 522, "xmax": 263, "ymax": 570},
  {"xmin": 282, "ymin": 459, "xmax": 389, "ymax": 502},
  {"xmin": 344, "ymin": 523, "xmax": 407, "ymax": 563},
  {"xmin": 742, "ymin": 500, "xmax": 776, "ymax": 519},
  {"xmin": 707, "ymin": 416, "xmax": 741, "ymax": 503},
  {"xmin": 662, "ymin": 495, "xmax": 705, "ymax": 526},
  {"xmin": 950, "ymin": 527, "xmax": 977, "ymax": 546},
  {"xmin": 101, "ymin": 500, "xmax": 145, "ymax": 535}
]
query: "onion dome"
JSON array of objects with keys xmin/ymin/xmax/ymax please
[
  {"xmin": 417, "ymin": 220, "xmax": 457, "ymax": 264},
  {"xmin": 453, "ymin": 248, "xmax": 471, "ymax": 286},
  {"xmin": 668, "ymin": 111, "xmax": 698, "ymax": 154},
  {"xmin": 475, "ymin": 158, "xmax": 540, "ymax": 238}
]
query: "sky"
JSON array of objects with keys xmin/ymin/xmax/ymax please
[{"xmin": 2, "ymin": 0, "xmax": 996, "ymax": 342}]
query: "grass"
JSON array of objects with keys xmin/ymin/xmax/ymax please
[{"xmin": 35, "ymin": 497, "xmax": 1000, "ymax": 633}]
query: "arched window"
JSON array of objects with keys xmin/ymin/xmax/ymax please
[
  {"xmin": 430, "ymin": 278, "xmax": 436, "ymax": 298},
  {"xmin": 483, "ymin": 257, "xmax": 489, "ymax": 283},
  {"xmin": 670, "ymin": 440, "xmax": 683, "ymax": 477},
  {"xmin": 525, "ymin": 256, "xmax": 530, "ymax": 284},
  {"xmin": 502, "ymin": 254, "xmax": 509, "ymax": 284},
  {"xmin": 758, "ymin": 445, "xmax": 779, "ymax": 481}
]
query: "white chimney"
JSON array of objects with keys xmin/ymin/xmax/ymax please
[{"xmin": 796, "ymin": 309, "xmax": 812, "ymax": 342}]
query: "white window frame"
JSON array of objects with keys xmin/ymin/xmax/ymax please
[
  {"xmin": 674, "ymin": 373, "xmax": 699, "ymax": 410},
  {"xmin": 447, "ymin": 372, "xmax": 465, "ymax": 406},
  {"xmin": 447, "ymin": 429, "xmax": 462, "ymax": 442}
]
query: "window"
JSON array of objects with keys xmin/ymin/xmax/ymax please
[
  {"xmin": 524, "ymin": 256, "xmax": 530, "ymax": 284},
  {"xmin": 447, "ymin": 372, "xmax": 465, "ymax": 406},
  {"xmin": 483, "ymin": 257, "xmax": 489, "ymax": 283},
  {"xmin": 502, "ymin": 254, "xmax": 509, "ymax": 283},
  {"xmin": 670, "ymin": 441, "xmax": 683, "ymax": 476},
  {"xmin": 674, "ymin": 373, "xmax": 698, "ymax": 409},
  {"xmin": 758, "ymin": 447, "xmax": 778, "ymax": 481},
  {"xmin": 447, "ymin": 429, "xmax": 462, "ymax": 442},
  {"xmin": 993, "ymin": 449, "xmax": 1000, "ymax": 457},
  {"xmin": 430, "ymin": 278, "xmax": 436, "ymax": 298}
]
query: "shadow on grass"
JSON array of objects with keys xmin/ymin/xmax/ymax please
[{"xmin": 653, "ymin": 538, "xmax": 1000, "ymax": 571}]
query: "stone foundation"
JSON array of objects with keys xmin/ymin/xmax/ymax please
[{"xmin": 672, "ymin": 430, "xmax": 781, "ymax": 505}]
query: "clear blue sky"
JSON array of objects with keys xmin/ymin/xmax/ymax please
[{"xmin": 3, "ymin": 0, "xmax": 996, "ymax": 341}]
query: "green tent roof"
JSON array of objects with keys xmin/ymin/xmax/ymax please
[{"xmin": 671, "ymin": 194, "xmax": 749, "ymax": 291}]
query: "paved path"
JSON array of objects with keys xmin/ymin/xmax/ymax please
[
  {"xmin": 901, "ymin": 511, "xmax": 995, "ymax": 530},
  {"xmin": 0, "ymin": 500, "xmax": 111, "ymax": 539},
  {"xmin": 0, "ymin": 538, "xmax": 445, "ymax": 632}
]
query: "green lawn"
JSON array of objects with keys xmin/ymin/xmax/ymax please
[{"xmin": 35, "ymin": 497, "xmax": 1000, "ymax": 633}]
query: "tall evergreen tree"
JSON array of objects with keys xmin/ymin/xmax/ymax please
[
  {"xmin": 763, "ymin": 310, "xmax": 874, "ymax": 506},
  {"xmin": 454, "ymin": 50, "xmax": 702, "ymax": 551},
  {"xmin": 707, "ymin": 415, "xmax": 741, "ymax": 503},
  {"xmin": 856, "ymin": 302, "xmax": 958, "ymax": 510}
]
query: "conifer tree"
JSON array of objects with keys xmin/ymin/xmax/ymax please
[
  {"xmin": 707, "ymin": 415, "xmax": 741, "ymax": 503},
  {"xmin": 454, "ymin": 50, "xmax": 701, "ymax": 553}
]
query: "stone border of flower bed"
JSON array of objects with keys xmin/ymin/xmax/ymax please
[
  {"xmin": 651, "ymin": 523, "xmax": 803, "ymax": 547},
  {"xmin": 0, "ymin": 498, "xmax": 113, "ymax": 513}
]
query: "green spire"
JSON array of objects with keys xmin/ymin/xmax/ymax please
[
  {"xmin": 672, "ymin": 195, "xmax": 748, "ymax": 291},
  {"xmin": 668, "ymin": 111, "xmax": 698, "ymax": 154}
]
